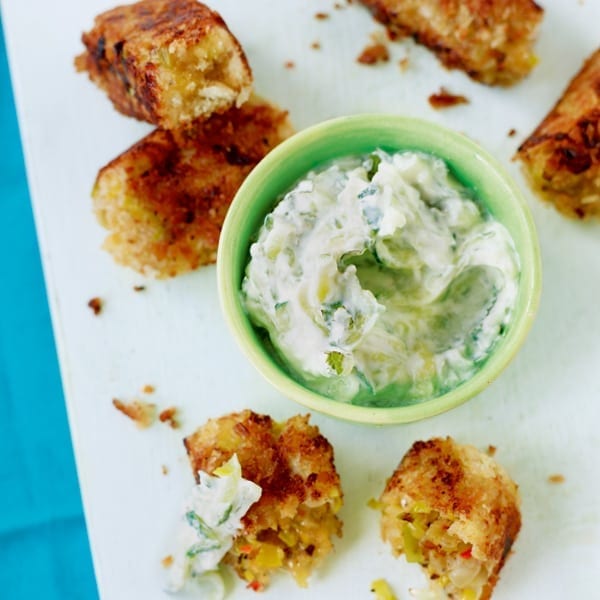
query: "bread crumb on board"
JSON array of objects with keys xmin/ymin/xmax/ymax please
[
  {"xmin": 357, "ymin": 42, "xmax": 390, "ymax": 65},
  {"xmin": 112, "ymin": 398, "xmax": 157, "ymax": 429},
  {"xmin": 548, "ymin": 474, "xmax": 565, "ymax": 484},
  {"xmin": 87, "ymin": 297, "xmax": 103, "ymax": 315},
  {"xmin": 159, "ymin": 406, "xmax": 181, "ymax": 429},
  {"xmin": 428, "ymin": 87, "xmax": 470, "ymax": 109}
]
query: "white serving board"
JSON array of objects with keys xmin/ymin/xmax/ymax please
[{"xmin": 2, "ymin": 0, "xmax": 599, "ymax": 598}]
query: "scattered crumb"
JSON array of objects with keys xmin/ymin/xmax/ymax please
[
  {"xmin": 284, "ymin": 60, "xmax": 295, "ymax": 69},
  {"xmin": 334, "ymin": 2, "xmax": 344, "ymax": 8},
  {"xmin": 161, "ymin": 555, "xmax": 174, "ymax": 568},
  {"xmin": 548, "ymin": 474, "xmax": 565, "ymax": 484},
  {"xmin": 367, "ymin": 497, "xmax": 381, "ymax": 510},
  {"xmin": 161, "ymin": 465, "xmax": 169, "ymax": 476},
  {"xmin": 508, "ymin": 128, "xmax": 517, "ymax": 137},
  {"xmin": 398, "ymin": 56, "xmax": 410, "ymax": 71},
  {"xmin": 133, "ymin": 285, "xmax": 146, "ymax": 292},
  {"xmin": 87, "ymin": 297, "xmax": 103, "ymax": 315},
  {"xmin": 112, "ymin": 398, "xmax": 156, "ymax": 429},
  {"xmin": 159, "ymin": 406, "xmax": 181, "ymax": 429},
  {"xmin": 428, "ymin": 87, "xmax": 470, "ymax": 109},
  {"xmin": 487, "ymin": 445, "xmax": 497, "ymax": 457},
  {"xmin": 357, "ymin": 42, "xmax": 390, "ymax": 65},
  {"xmin": 371, "ymin": 578, "xmax": 397, "ymax": 600},
  {"xmin": 142, "ymin": 384, "xmax": 155, "ymax": 394},
  {"xmin": 310, "ymin": 41, "xmax": 321, "ymax": 50},
  {"xmin": 315, "ymin": 12, "xmax": 329, "ymax": 20}
]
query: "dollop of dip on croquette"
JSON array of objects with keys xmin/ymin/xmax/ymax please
[{"xmin": 163, "ymin": 454, "xmax": 261, "ymax": 597}]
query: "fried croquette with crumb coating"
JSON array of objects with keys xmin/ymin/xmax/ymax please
[
  {"xmin": 184, "ymin": 410, "xmax": 343, "ymax": 591},
  {"xmin": 92, "ymin": 97, "xmax": 293, "ymax": 277},
  {"xmin": 75, "ymin": 0, "xmax": 252, "ymax": 129},
  {"xmin": 516, "ymin": 48, "xmax": 600, "ymax": 219},
  {"xmin": 379, "ymin": 437, "xmax": 521, "ymax": 600},
  {"xmin": 359, "ymin": 0, "xmax": 543, "ymax": 86}
]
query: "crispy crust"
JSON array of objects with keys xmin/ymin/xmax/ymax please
[
  {"xmin": 359, "ymin": 0, "xmax": 543, "ymax": 86},
  {"xmin": 516, "ymin": 48, "xmax": 600, "ymax": 219},
  {"xmin": 380, "ymin": 437, "xmax": 521, "ymax": 600},
  {"xmin": 75, "ymin": 0, "xmax": 252, "ymax": 128},
  {"xmin": 184, "ymin": 410, "xmax": 343, "ymax": 589},
  {"xmin": 92, "ymin": 97, "xmax": 293, "ymax": 278}
]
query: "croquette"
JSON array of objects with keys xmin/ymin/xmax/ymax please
[
  {"xmin": 92, "ymin": 97, "xmax": 293, "ymax": 277},
  {"xmin": 359, "ymin": 0, "xmax": 543, "ymax": 86},
  {"xmin": 516, "ymin": 48, "xmax": 600, "ymax": 219},
  {"xmin": 75, "ymin": 0, "xmax": 252, "ymax": 129},
  {"xmin": 379, "ymin": 437, "xmax": 521, "ymax": 600},
  {"xmin": 184, "ymin": 410, "xmax": 343, "ymax": 590}
]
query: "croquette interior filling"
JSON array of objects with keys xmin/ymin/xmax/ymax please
[
  {"xmin": 227, "ymin": 502, "xmax": 342, "ymax": 589},
  {"xmin": 155, "ymin": 27, "xmax": 250, "ymax": 122},
  {"xmin": 386, "ymin": 505, "xmax": 489, "ymax": 599}
]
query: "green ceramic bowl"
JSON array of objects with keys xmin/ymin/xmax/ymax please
[{"xmin": 217, "ymin": 115, "xmax": 541, "ymax": 425}]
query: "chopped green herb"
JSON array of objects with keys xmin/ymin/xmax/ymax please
[
  {"xmin": 217, "ymin": 504, "xmax": 233, "ymax": 526},
  {"xmin": 367, "ymin": 154, "xmax": 381, "ymax": 180},
  {"xmin": 186, "ymin": 511, "xmax": 218, "ymax": 541},
  {"xmin": 186, "ymin": 540, "xmax": 221, "ymax": 557},
  {"xmin": 358, "ymin": 185, "xmax": 378, "ymax": 199}
]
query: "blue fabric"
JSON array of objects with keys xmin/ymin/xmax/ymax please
[{"xmin": 0, "ymin": 19, "xmax": 99, "ymax": 600}]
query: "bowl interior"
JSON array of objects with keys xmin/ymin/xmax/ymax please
[{"xmin": 217, "ymin": 115, "xmax": 541, "ymax": 424}]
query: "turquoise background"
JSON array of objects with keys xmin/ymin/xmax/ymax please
[{"xmin": 0, "ymin": 19, "xmax": 99, "ymax": 599}]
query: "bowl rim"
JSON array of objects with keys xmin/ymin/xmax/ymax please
[{"xmin": 217, "ymin": 114, "xmax": 542, "ymax": 425}]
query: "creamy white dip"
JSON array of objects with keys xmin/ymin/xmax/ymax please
[
  {"xmin": 164, "ymin": 455, "xmax": 261, "ymax": 597},
  {"xmin": 242, "ymin": 150, "xmax": 519, "ymax": 405}
]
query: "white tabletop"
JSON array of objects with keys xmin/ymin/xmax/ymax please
[{"xmin": 2, "ymin": 0, "xmax": 599, "ymax": 598}]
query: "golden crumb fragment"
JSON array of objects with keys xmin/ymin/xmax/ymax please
[
  {"xmin": 516, "ymin": 48, "xmax": 600, "ymax": 219},
  {"xmin": 548, "ymin": 474, "xmax": 565, "ymax": 484},
  {"xmin": 112, "ymin": 398, "xmax": 157, "ymax": 429},
  {"xmin": 311, "ymin": 41, "xmax": 321, "ymax": 50},
  {"xmin": 93, "ymin": 97, "xmax": 293, "ymax": 277},
  {"xmin": 87, "ymin": 297, "xmax": 103, "ymax": 315},
  {"xmin": 161, "ymin": 554, "xmax": 174, "ymax": 568},
  {"xmin": 184, "ymin": 410, "xmax": 343, "ymax": 590},
  {"xmin": 371, "ymin": 578, "xmax": 397, "ymax": 600},
  {"xmin": 315, "ymin": 12, "xmax": 330, "ymax": 20},
  {"xmin": 159, "ymin": 406, "xmax": 181, "ymax": 429},
  {"xmin": 357, "ymin": 42, "xmax": 390, "ymax": 65},
  {"xmin": 508, "ymin": 128, "xmax": 517, "ymax": 138},
  {"xmin": 162, "ymin": 465, "xmax": 169, "ymax": 475},
  {"xmin": 142, "ymin": 384, "xmax": 155, "ymax": 394},
  {"xmin": 75, "ymin": 0, "xmax": 252, "ymax": 129},
  {"xmin": 398, "ymin": 56, "xmax": 409, "ymax": 71},
  {"xmin": 284, "ymin": 60, "xmax": 295, "ymax": 69},
  {"xmin": 428, "ymin": 87, "xmax": 469, "ymax": 109},
  {"xmin": 133, "ymin": 285, "xmax": 146, "ymax": 292},
  {"xmin": 379, "ymin": 437, "xmax": 521, "ymax": 600},
  {"xmin": 487, "ymin": 444, "xmax": 497, "ymax": 457},
  {"xmin": 359, "ymin": 0, "xmax": 543, "ymax": 85}
]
